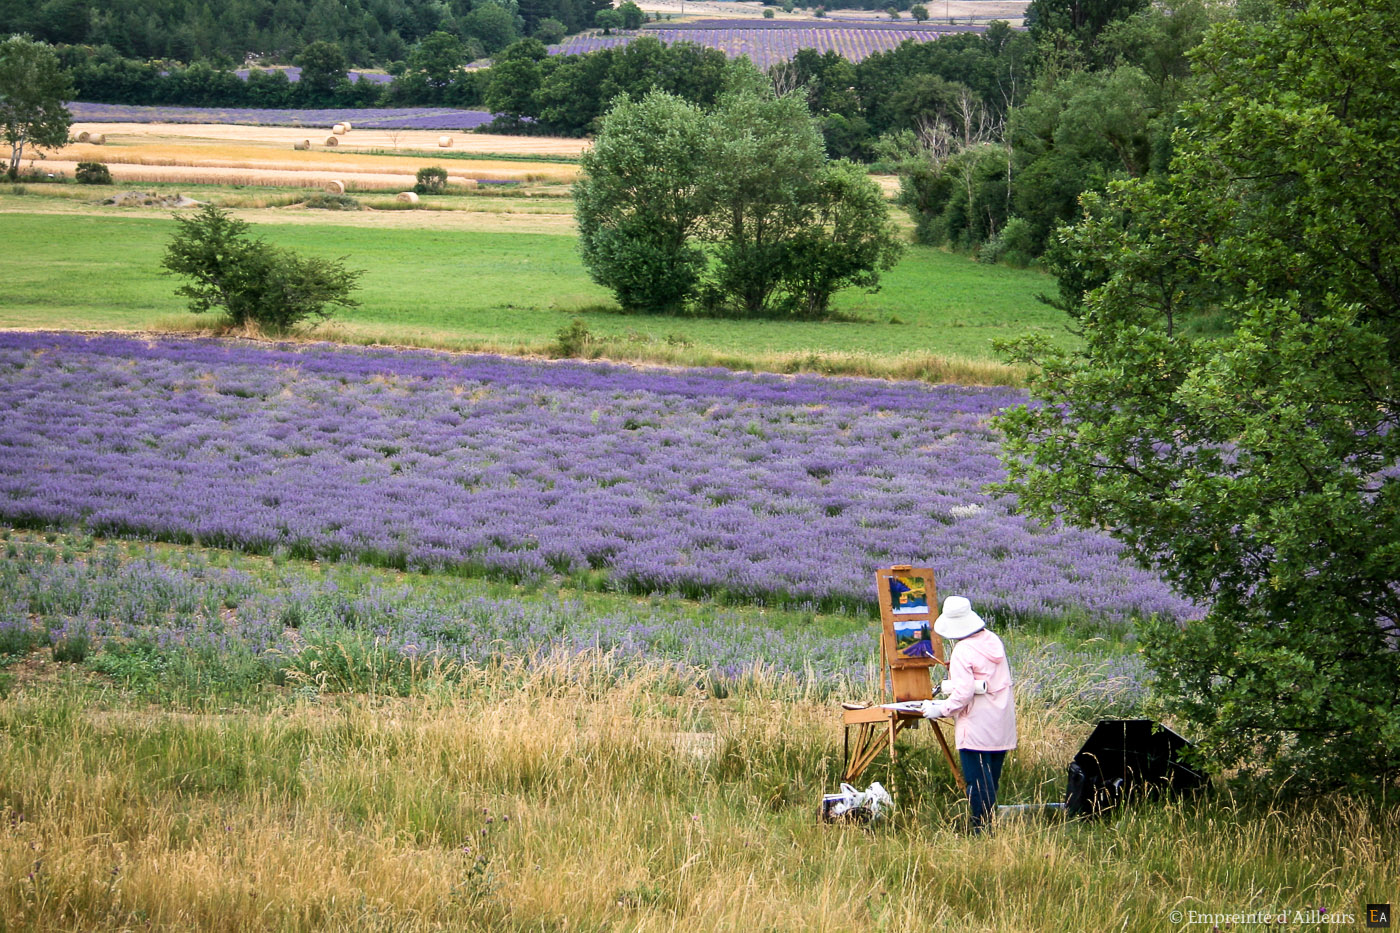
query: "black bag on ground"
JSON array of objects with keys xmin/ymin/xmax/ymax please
[{"xmin": 1064, "ymin": 719, "xmax": 1209, "ymax": 818}]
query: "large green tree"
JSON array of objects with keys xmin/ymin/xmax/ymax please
[
  {"xmin": 997, "ymin": 0, "xmax": 1400, "ymax": 793},
  {"xmin": 574, "ymin": 91, "xmax": 712, "ymax": 313},
  {"xmin": 293, "ymin": 40, "xmax": 349, "ymax": 104},
  {"xmin": 575, "ymin": 79, "xmax": 902, "ymax": 318},
  {"xmin": 0, "ymin": 35, "xmax": 72, "ymax": 179},
  {"xmin": 701, "ymin": 85, "xmax": 830, "ymax": 316}
]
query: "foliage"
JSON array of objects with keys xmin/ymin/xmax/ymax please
[
  {"xmin": 700, "ymin": 84, "xmax": 830, "ymax": 317},
  {"xmin": 394, "ymin": 31, "xmax": 469, "ymax": 105},
  {"xmin": 482, "ymin": 38, "xmax": 549, "ymax": 123},
  {"xmin": 574, "ymin": 92, "xmax": 711, "ymax": 314},
  {"xmin": 534, "ymin": 17, "xmax": 568, "ymax": 43},
  {"xmin": 995, "ymin": 0, "xmax": 1400, "ymax": 794},
  {"xmin": 0, "ymin": 35, "xmax": 72, "ymax": 179},
  {"xmin": 1, "ymin": 0, "xmax": 601, "ymax": 66},
  {"xmin": 778, "ymin": 159, "xmax": 905, "ymax": 317},
  {"xmin": 890, "ymin": 0, "xmax": 1217, "ymax": 260},
  {"xmin": 414, "ymin": 165, "xmax": 449, "ymax": 194},
  {"xmin": 301, "ymin": 193, "xmax": 362, "ymax": 210},
  {"xmin": 73, "ymin": 161, "xmax": 111, "ymax": 184},
  {"xmin": 1026, "ymin": 0, "xmax": 1148, "ymax": 66},
  {"xmin": 595, "ymin": 9, "xmax": 622, "ymax": 33},
  {"xmin": 576, "ymin": 80, "xmax": 901, "ymax": 318},
  {"xmin": 161, "ymin": 205, "xmax": 362, "ymax": 333},
  {"xmin": 462, "ymin": 3, "xmax": 518, "ymax": 53},
  {"xmin": 617, "ymin": 1, "xmax": 645, "ymax": 29},
  {"xmin": 550, "ymin": 317, "xmax": 595, "ymax": 357},
  {"xmin": 293, "ymin": 41, "xmax": 349, "ymax": 105}
]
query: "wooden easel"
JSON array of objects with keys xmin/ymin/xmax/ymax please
[{"xmin": 841, "ymin": 566, "xmax": 965, "ymax": 792}]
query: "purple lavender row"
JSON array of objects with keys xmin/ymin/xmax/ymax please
[
  {"xmin": 647, "ymin": 20, "xmax": 985, "ymax": 30},
  {"xmin": 66, "ymin": 101, "xmax": 495, "ymax": 130},
  {"xmin": 0, "ymin": 332, "xmax": 1198, "ymax": 625},
  {"xmin": 550, "ymin": 24, "xmax": 976, "ymax": 67},
  {"xmin": 0, "ymin": 540, "xmax": 1148, "ymax": 709}
]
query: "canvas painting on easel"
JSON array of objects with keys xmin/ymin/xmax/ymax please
[{"xmin": 889, "ymin": 572, "xmax": 936, "ymax": 659}]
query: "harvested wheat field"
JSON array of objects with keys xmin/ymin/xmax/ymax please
[
  {"xmin": 51, "ymin": 124, "xmax": 580, "ymax": 192},
  {"xmin": 66, "ymin": 122, "xmax": 590, "ymax": 156},
  {"xmin": 43, "ymin": 158, "xmax": 563, "ymax": 192}
]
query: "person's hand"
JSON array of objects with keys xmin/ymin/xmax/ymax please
[{"xmin": 920, "ymin": 700, "xmax": 945, "ymax": 720}]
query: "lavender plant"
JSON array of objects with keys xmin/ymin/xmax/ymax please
[
  {"xmin": 0, "ymin": 533, "xmax": 1149, "ymax": 711},
  {"xmin": 0, "ymin": 333, "xmax": 1196, "ymax": 627},
  {"xmin": 66, "ymin": 102, "xmax": 495, "ymax": 130},
  {"xmin": 548, "ymin": 22, "xmax": 986, "ymax": 70}
]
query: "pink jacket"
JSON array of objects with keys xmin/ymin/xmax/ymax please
[{"xmin": 941, "ymin": 629, "xmax": 1017, "ymax": 752}]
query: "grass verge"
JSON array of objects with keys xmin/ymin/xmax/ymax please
[{"xmin": 0, "ymin": 204, "xmax": 1062, "ymax": 385}]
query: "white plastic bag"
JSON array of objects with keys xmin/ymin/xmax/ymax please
[{"xmin": 821, "ymin": 781, "xmax": 895, "ymax": 822}]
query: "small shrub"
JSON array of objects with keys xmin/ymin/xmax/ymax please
[
  {"xmin": 550, "ymin": 318, "xmax": 595, "ymax": 358},
  {"xmin": 51, "ymin": 630, "xmax": 91, "ymax": 663},
  {"xmin": 15, "ymin": 168, "xmax": 65, "ymax": 183},
  {"xmin": 763, "ymin": 8, "xmax": 775, "ymax": 16},
  {"xmin": 162, "ymin": 204, "xmax": 363, "ymax": 334},
  {"xmin": 75, "ymin": 161, "xmax": 111, "ymax": 184},
  {"xmin": 414, "ymin": 166, "xmax": 449, "ymax": 195},
  {"xmin": 86, "ymin": 637, "xmax": 169, "ymax": 682},
  {"xmin": 978, "ymin": 216, "xmax": 1036, "ymax": 267},
  {"xmin": 0, "ymin": 622, "xmax": 42, "ymax": 659},
  {"xmin": 302, "ymin": 192, "xmax": 361, "ymax": 210}
]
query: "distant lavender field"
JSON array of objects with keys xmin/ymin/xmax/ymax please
[
  {"xmin": 0, "ymin": 333, "xmax": 1196, "ymax": 625},
  {"xmin": 551, "ymin": 21, "xmax": 988, "ymax": 69},
  {"xmin": 67, "ymin": 101, "xmax": 495, "ymax": 130}
]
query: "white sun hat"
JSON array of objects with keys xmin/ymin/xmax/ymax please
[{"xmin": 933, "ymin": 595, "xmax": 986, "ymax": 640}]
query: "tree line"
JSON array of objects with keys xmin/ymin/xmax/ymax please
[
  {"xmin": 0, "ymin": 0, "xmax": 606, "ymax": 66},
  {"xmin": 24, "ymin": 0, "xmax": 1298, "ymax": 270}
]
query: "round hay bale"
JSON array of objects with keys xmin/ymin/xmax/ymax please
[
  {"xmin": 341, "ymin": 121, "xmax": 352, "ymax": 131},
  {"xmin": 75, "ymin": 130, "xmax": 90, "ymax": 142},
  {"xmin": 437, "ymin": 135, "xmax": 453, "ymax": 147},
  {"xmin": 324, "ymin": 135, "xmax": 338, "ymax": 146},
  {"xmin": 332, "ymin": 123, "xmax": 347, "ymax": 135},
  {"xmin": 293, "ymin": 140, "xmax": 310, "ymax": 150},
  {"xmin": 396, "ymin": 191, "xmax": 420, "ymax": 204},
  {"xmin": 90, "ymin": 134, "xmax": 106, "ymax": 145},
  {"xmin": 324, "ymin": 180, "xmax": 346, "ymax": 194}
]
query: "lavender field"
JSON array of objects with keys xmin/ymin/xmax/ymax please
[
  {"xmin": 551, "ymin": 21, "xmax": 987, "ymax": 69},
  {"xmin": 0, "ymin": 332, "xmax": 1193, "ymax": 624},
  {"xmin": 0, "ymin": 532, "xmax": 1148, "ymax": 707},
  {"xmin": 67, "ymin": 101, "xmax": 495, "ymax": 130}
]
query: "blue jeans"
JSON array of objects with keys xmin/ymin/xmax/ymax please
[{"xmin": 959, "ymin": 749, "xmax": 1007, "ymax": 832}]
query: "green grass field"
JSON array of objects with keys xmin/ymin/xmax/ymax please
[
  {"xmin": 1, "ymin": 529, "xmax": 1392, "ymax": 932},
  {"xmin": 0, "ymin": 203, "xmax": 1064, "ymax": 384}
]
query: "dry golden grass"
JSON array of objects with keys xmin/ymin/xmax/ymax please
[
  {"xmin": 56, "ymin": 141, "xmax": 578, "ymax": 183},
  {"xmin": 43, "ymin": 127, "xmax": 577, "ymax": 196},
  {"xmin": 315, "ymin": 323, "xmax": 1035, "ymax": 387},
  {"xmin": 0, "ymin": 657, "xmax": 1393, "ymax": 933},
  {"xmin": 67, "ymin": 122, "xmax": 590, "ymax": 157}
]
